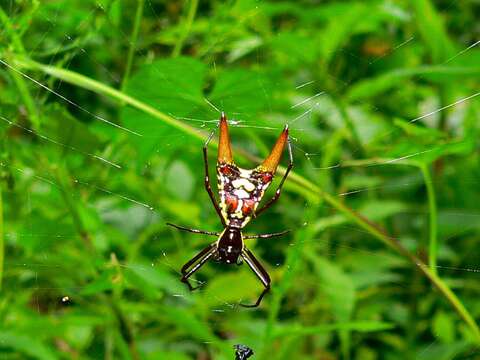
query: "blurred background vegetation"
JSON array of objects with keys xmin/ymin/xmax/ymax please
[{"xmin": 1, "ymin": 0, "xmax": 480, "ymax": 359}]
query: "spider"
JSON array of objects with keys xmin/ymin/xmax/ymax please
[
  {"xmin": 167, "ymin": 112, "xmax": 293, "ymax": 307},
  {"xmin": 234, "ymin": 344, "xmax": 254, "ymax": 360}
]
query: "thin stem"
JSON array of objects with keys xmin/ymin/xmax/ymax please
[
  {"xmin": 12, "ymin": 56, "xmax": 480, "ymax": 341},
  {"xmin": 262, "ymin": 205, "xmax": 318, "ymax": 354},
  {"xmin": 420, "ymin": 164, "xmax": 438, "ymax": 274},
  {"xmin": 12, "ymin": 56, "xmax": 204, "ymax": 140},
  {"xmin": 333, "ymin": 97, "xmax": 363, "ymax": 156},
  {"xmin": 0, "ymin": 9, "xmax": 40, "ymax": 128},
  {"xmin": 121, "ymin": 0, "xmax": 144, "ymax": 92},
  {"xmin": 319, "ymin": 189, "xmax": 480, "ymax": 342},
  {"xmin": 0, "ymin": 7, "xmax": 26, "ymax": 52},
  {"xmin": 0, "ymin": 185, "xmax": 3, "ymax": 291},
  {"xmin": 171, "ymin": 0, "xmax": 199, "ymax": 57},
  {"xmin": 53, "ymin": 165, "xmax": 94, "ymax": 252}
]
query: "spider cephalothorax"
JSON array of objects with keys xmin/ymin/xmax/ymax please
[{"xmin": 167, "ymin": 112, "xmax": 293, "ymax": 307}]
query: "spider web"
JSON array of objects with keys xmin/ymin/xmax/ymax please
[{"xmin": 1, "ymin": 1, "xmax": 480, "ymax": 359}]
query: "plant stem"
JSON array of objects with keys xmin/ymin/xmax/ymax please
[
  {"xmin": 0, "ymin": 9, "xmax": 40, "ymax": 128},
  {"xmin": 172, "ymin": 0, "xmax": 199, "ymax": 57},
  {"xmin": 262, "ymin": 205, "xmax": 318, "ymax": 356},
  {"xmin": 0, "ymin": 185, "xmax": 4, "ymax": 291},
  {"xmin": 333, "ymin": 97, "xmax": 363, "ymax": 156},
  {"xmin": 53, "ymin": 165, "xmax": 94, "ymax": 252},
  {"xmin": 121, "ymin": 0, "xmax": 144, "ymax": 92},
  {"xmin": 12, "ymin": 56, "xmax": 480, "ymax": 342},
  {"xmin": 420, "ymin": 164, "xmax": 438, "ymax": 274}
]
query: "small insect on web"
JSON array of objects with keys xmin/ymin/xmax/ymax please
[
  {"xmin": 167, "ymin": 112, "xmax": 293, "ymax": 307},
  {"xmin": 234, "ymin": 344, "xmax": 254, "ymax": 359}
]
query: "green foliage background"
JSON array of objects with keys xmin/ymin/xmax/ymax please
[{"xmin": 1, "ymin": 0, "xmax": 480, "ymax": 359}]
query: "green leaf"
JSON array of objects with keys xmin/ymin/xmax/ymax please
[
  {"xmin": 271, "ymin": 32, "xmax": 317, "ymax": 68},
  {"xmin": 313, "ymin": 200, "xmax": 409, "ymax": 233},
  {"xmin": 209, "ymin": 69, "xmax": 273, "ymax": 118},
  {"xmin": 312, "ymin": 257, "xmax": 355, "ymax": 358},
  {"xmin": 317, "ymin": 3, "xmax": 368, "ymax": 65},
  {"xmin": 162, "ymin": 306, "xmax": 217, "ymax": 343},
  {"xmin": 80, "ymin": 270, "xmax": 114, "ymax": 295},
  {"xmin": 314, "ymin": 258, "xmax": 355, "ymax": 321},
  {"xmin": 227, "ymin": 36, "xmax": 263, "ymax": 63},
  {"xmin": 165, "ymin": 161, "xmax": 194, "ymax": 201},
  {"xmin": 433, "ymin": 311, "xmax": 456, "ymax": 344},
  {"xmin": 125, "ymin": 57, "xmax": 206, "ymax": 113},
  {"xmin": 386, "ymin": 136, "xmax": 475, "ymax": 165},
  {"xmin": 200, "ymin": 268, "xmax": 263, "ymax": 307},
  {"xmin": 394, "ymin": 118, "xmax": 445, "ymax": 140},
  {"xmin": 0, "ymin": 331, "xmax": 57, "ymax": 360},
  {"xmin": 124, "ymin": 261, "xmax": 183, "ymax": 295},
  {"xmin": 41, "ymin": 105, "xmax": 101, "ymax": 153},
  {"xmin": 437, "ymin": 210, "xmax": 480, "ymax": 237},
  {"xmin": 273, "ymin": 321, "xmax": 395, "ymax": 338},
  {"xmin": 121, "ymin": 57, "xmax": 207, "ymax": 161},
  {"xmin": 416, "ymin": 341, "xmax": 471, "ymax": 360},
  {"xmin": 347, "ymin": 66, "xmax": 480, "ymax": 101},
  {"xmin": 410, "ymin": 0, "xmax": 456, "ymax": 63}
]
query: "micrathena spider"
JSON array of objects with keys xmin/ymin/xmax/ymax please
[{"xmin": 167, "ymin": 112, "xmax": 293, "ymax": 307}]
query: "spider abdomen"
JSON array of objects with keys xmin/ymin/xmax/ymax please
[
  {"xmin": 217, "ymin": 164, "xmax": 273, "ymax": 228},
  {"xmin": 216, "ymin": 228, "xmax": 243, "ymax": 264}
]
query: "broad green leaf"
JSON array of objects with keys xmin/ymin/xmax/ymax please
[
  {"xmin": 313, "ymin": 257, "xmax": 355, "ymax": 358},
  {"xmin": 313, "ymin": 200, "xmax": 409, "ymax": 233},
  {"xmin": 165, "ymin": 161, "xmax": 194, "ymax": 201},
  {"xmin": 437, "ymin": 210, "xmax": 480, "ymax": 237},
  {"xmin": 144, "ymin": 351, "xmax": 191, "ymax": 360},
  {"xmin": 271, "ymin": 32, "xmax": 317, "ymax": 68},
  {"xmin": 394, "ymin": 118, "xmax": 445, "ymax": 140},
  {"xmin": 317, "ymin": 3, "xmax": 368, "ymax": 65},
  {"xmin": 41, "ymin": 105, "xmax": 101, "ymax": 153},
  {"xmin": 433, "ymin": 311, "xmax": 456, "ymax": 344},
  {"xmin": 410, "ymin": 0, "xmax": 456, "ymax": 63},
  {"xmin": 314, "ymin": 258, "xmax": 355, "ymax": 322},
  {"xmin": 124, "ymin": 261, "xmax": 183, "ymax": 294},
  {"xmin": 0, "ymin": 331, "xmax": 57, "ymax": 360},
  {"xmin": 342, "ymin": 174, "xmax": 383, "ymax": 190},
  {"xmin": 416, "ymin": 341, "xmax": 471, "ymax": 360},
  {"xmin": 273, "ymin": 321, "xmax": 395, "ymax": 338},
  {"xmin": 80, "ymin": 270, "xmax": 114, "ymax": 295},
  {"xmin": 386, "ymin": 136, "xmax": 475, "ymax": 165},
  {"xmin": 200, "ymin": 268, "xmax": 263, "ymax": 307},
  {"xmin": 208, "ymin": 69, "xmax": 273, "ymax": 118},
  {"xmin": 347, "ymin": 66, "xmax": 480, "ymax": 101},
  {"xmin": 121, "ymin": 57, "xmax": 207, "ymax": 161},
  {"xmin": 162, "ymin": 306, "xmax": 217, "ymax": 343},
  {"xmin": 227, "ymin": 36, "xmax": 263, "ymax": 63}
]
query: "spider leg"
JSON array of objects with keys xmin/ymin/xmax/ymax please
[
  {"xmin": 167, "ymin": 222, "xmax": 220, "ymax": 236},
  {"xmin": 244, "ymin": 229, "xmax": 290, "ymax": 239},
  {"xmin": 181, "ymin": 243, "xmax": 217, "ymax": 291},
  {"xmin": 239, "ymin": 247, "xmax": 271, "ymax": 308},
  {"xmin": 255, "ymin": 136, "xmax": 293, "ymax": 217},
  {"xmin": 203, "ymin": 127, "xmax": 227, "ymax": 226}
]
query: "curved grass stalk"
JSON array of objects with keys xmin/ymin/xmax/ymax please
[
  {"xmin": 121, "ymin": 0, "xmax": 145, "ymax": 92},
  {"xmin": 420, "ymin": 164, "xmax": 438, "ymax": 274},
  {"xmin": 0, "ymin": 185, "xmax": 3, "ymax": 291},
  {"xmin": 0, "ymin": 10, "xmax": 40, "ymax": 129},
  {"xmin": 172, "ymin": 0, "xmax": 199, "ymax": 58},
  {"xmin": 7, "ymin": 55, "xmax": 480, "ymax": 342}
]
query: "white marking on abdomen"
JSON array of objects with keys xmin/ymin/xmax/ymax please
[
  {"xmin": 232, "ymin": 178, "xmax": 255, "ymax": 191},
  {"xmin": 234, "ymin": 189, "xmax": 250, "ymax": 199}
]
